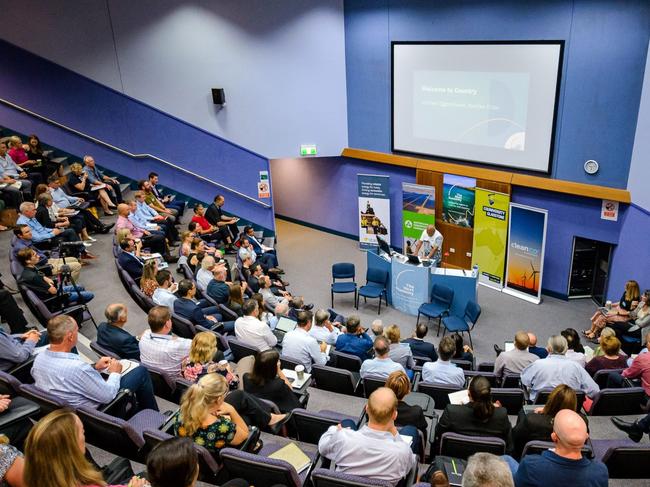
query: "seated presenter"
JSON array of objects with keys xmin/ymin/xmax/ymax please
[{"xmin": 412, "ymin": 224, "xmax": 443, "ymax": 266}]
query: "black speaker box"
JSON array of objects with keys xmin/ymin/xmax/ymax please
[{"xmin": 211, "ymin": 88, "xmax": 226, "ymax": 105}]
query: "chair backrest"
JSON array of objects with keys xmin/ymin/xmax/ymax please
[
  {"xmin": 451, "ymin": 359, "xmax": 474, "ymax": 371},
  {"xmin": 588, "ymin": 387, "xmax": 646, "ymax": 415},
  {"xmin": 463, "ymin": 370, "xmax": 497, "ymax": 387},
  {"xmin": 501, "ymin": 373, "xmax": 521, "ymax": 388},
  {"xmin": 330, "ymin": 350, "xmax": 363, "ymax": 372},
  {"xmin": 312, "ymin": 365, "xmax": 358, "ymax": 396},
  {"xmin": 76, "ymin": 406, "xmax": 145, "ymax": 460},
  {"xmin": 521, "ymin": 440, "xmax": 593, "ymax": 459},
  {"xmin": 290, "ymin": 410, "xmax": 349, "ymax": 445},
  {"xmin": 7, "ymin": 356, "xmax": 35, "ymax": 385},
  {"xmin": 365, "ymin": 268, "xmax": 388, "ymax": 287},
  {"xmin": 602, "ymin": 444, "xmax": 650, "ymax": 479},
  {"xmin": 10, "ymin": 260, "xmax": 23, "ymax": 279},
  {"xmin": 23, "ymin": 288, "xmax": 54, "ymax": 325},
  {"xmin": 219, "ymin": 303, "xmax": 239, "ymax": 321},
  {"xmin": 477, "ymin": 362, "xmax": 495, "ymax": 372},
  {"xmin": 227, "ymin": 337, "xmax": 261, "ymax": 361},
  {"xmin": 0, "ymin": 370, "xmax": 22, "ymax": 396},
  {"xmin": 280, "ymin": 355, "xmax": 302, "ymax": 371},
  {"xmin": 416, "ymin": 382, "xmax": 462, "ymax": 410},
  {"xmin": 332, "ymin": 263, "xmax": 355, "ymax": 280},
  {"xmin": 534, "ymin": 388, "xmax": 586, "ymax": 410},
  {"xmin": 144, "ymin": 365, "xmax": 177, "ymax": 402},
  {"xmin": 463, "ymin": 300, "xmax": 482, "ymax": 327},
  {"xmin": 171, "ymin": 313, "xmax": 198, "ymax": 339},
  {"xmin": 89, "ymin": 341, "xmax": 121, "ymax": 359},
  {"xmin": 363, "ymin": 375, "xmax": 387, "ymax": 398},
  {"xmin": 431, "ymin": 284, "xmax": 454, "ymax": 306},
  {"xmin": 439, "ymin": 432, "xmax": 506, "ymax": 459},
  {"xmin": 592, "ymin": 368, "xmax": 625, "ymax": 389},
  {"xmin": 311, "ymin": 467, "xmax": 391, "ymax": 487},
  {"xmin": 179, "ymin": 263, "xmax": 194, "ymax": 280},
  {"xmin": 219, "ymin": 447, "xmax": 302, "ymax": 487},
  {"xmin": 130, "ymin": 284, "xmax": 152, "ymax": 313},
  {"xmin": 18, "ymin": 383, "xmax": 67, "ymax": 417},
  {"xmin": 490, "ymin": 388, "xmax": 526, "ymax": 415},
  {"xmin": 412, "ymin": 355, "xmax": 432, "ymax": 366}
]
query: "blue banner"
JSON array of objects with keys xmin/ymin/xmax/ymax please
[
  {"xmin": 391, "ymin": 259, "xmax": 431, "ymax": 316},
  {"xmin": 358, "ymin": 174, "xmax": 391, "ymax": 250}
]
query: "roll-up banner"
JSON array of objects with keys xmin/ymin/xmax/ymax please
[
  {"xmin": 442, "ymin": 174, "xmax": 476, "ymax": 228},
  {"xmin": 472, "ymin": 189, "xmax": 510, "ymax": 289},
  {"xmin": 401, "ymin": 182, "xmax": 435, "ymax": 254},
  {"xmin": 358, "ymin": 174, "xmax": 391, "ymax": 250},
  {"xmin": 503, "ymin": 203, "xmax": 548, "ymax": 304}
]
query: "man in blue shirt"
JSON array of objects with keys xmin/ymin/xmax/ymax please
[
  {"xmin": 132, "ymin": 193, "xmax": 178, "ymax": 242},
  {"xmin": 335, "ymin": 316, "xmax": 373, "ymax": 361},
  {"xmin": 360, "ymin": 336, "xmax": 405, "ymax": 379},
  {"xmin": 421, "ymin": 335, "xmax": 465, "ymax": 387},
  {"xmin": 83, "ymin": 155, "xmax": 123, "ymax": 204}
]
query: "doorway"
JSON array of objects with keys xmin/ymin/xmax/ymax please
[{"xmin": 568, "ymin": 237, "xmax": 613, "ymax": 305}]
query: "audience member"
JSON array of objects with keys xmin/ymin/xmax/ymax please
[
  {"xmin": 118, "ymin": 238, "xmax": 145, "ymax": 280},
  {"xmin": 268, "ymin": 301, "xmax": 290, "ymax": 330},
  {"xmin": 226, "ymin": 283, "xmax": 245, "ymax": 317},
  {"xmin": 186, "ymin": 238, "xmax": 216, "ymax": 273},
  {"xmin": 384, "ymin": 324, "xmax": 415, "ymax": 370},
  {"xmin": 494, "ymin": 331, "xmax": 539, "ymax": 378},
  {"xmin": 318, "ymin": 387, "xmax": 416, "ymax": 485},
  {"xmin": 139, "ymin": 179, "xmax": 178, "ymax": 219},
  {"xmin": 609, "ymin": 289, "xmax": 650, "ymax": 339},
  {"xmin": 26, "ymin": 134, "xmax": 62, "ymax": 177},
  {"xmin": 584, "ymin": 335, "xmax": 627, "ymax": 376},
  {"xmin": 174, "ymin": 374, "xmax": 288, "ymax": 453},
  {"xmin": 32, "ymin": 315, "xmax": 158, "ymax": 411},
  {"xmin": 36, "ymin": 192, "xmax": 94, "ymax": 244},
  {"xmin": 96, "ymin": 303, "xmax": 140, "ymax": 360},
  {"xmin": 190, "ymin": 203, "xmax": 221, "ymax": 241},
  {"xmin": 611, "ymin": 332, "xmax": 650, "ymax": 395},
  {"xmin": 452, "ymin": 333, "xmax": 474, "ymax": 363},
  {"xmin": 24, "ymin": 409, "xmax": 146, "ymax": 487},
  {"xmin": 146, "ymin": 437, "xmax": 199, "ymax": 487},
  {"xmin": 196, "ymin": 255, "xmax": 220, "ymax": 294},
  {"xmin": 259, "ymin": 275, "xmax": 290, "ymax": 309},
  {"xmin": 132, "ymin": 191, "xmax": 179, "ymax": 242},
  {"xmin": 611, "ymin": 411, "xmax": 650, "ymax": 442},
  {"xmin": 17, "ymin": 202, "xmax": 84, "ymax": 253},
  {"xmin": 243, "ymin": 349, "xmax": 302, "ymax": 413},
  {"xmin": 463, "ymin": 453, "xmax": 514, "ymax": 487},
  {"xmin": 402, "ymin": 324, "xmax": 438, "ymax": 362},
  {"xmin": 1, "ymin": 393, "xmax": 36, "ymax": 453},
  {"xmin": 520, "ymin": 335, "xmax": 599, "ymax": 402},
  {"xmin": 152, "ymin": 270, "xmax": 178, "ymax": 308},
  {"xmin": 361, "ymin": 336, "xmax": 406, "ymax": 379},
  {"xmin": 586, "ymin": 280, "xmax": 640, "ymax": 339},
  {"xmin": 370, "ymin": 319, "xmax": 384, "ymax": 337},
  {"xmin": 511, "ymin": 409, "xmax": 608, "ymax": 486},
  {"xmin": 0, "ymin": 141, "xmax": 33, "ymax": 203},
  {"xmin": 243, "ymin": 225, "xmax": 278, "ymax": 267},
  {"xmin": 207, "ymin": 267, "xmax": 230, "ymax": 304},
  {"xmin": 385, "ymin": 370, "xmax": 428, "ymax": 438},
  {"xmin": 69, "ymin": 161, "xmax": 115, "ymax": 215},
  {"xmin": 335, "ymin": 315, "xmax": 373, "ymax": 361},
  {"xmin": 0, "ymin": 326, "xmax": 43, "ymax": 371},
  {"xmin": 140, "ymin": 259, "xmax": 159, "ymax": 298},
  {"xmin": 527, "ymin": 332, "xmax": 548, "ymax": 359},
  {"xmin": 591, "ymin": 326, "xmax": 616, "ymax": 357},
  {"xmin": 204, "ymin": 194, "xmax": 239, "ymax": 249},
  {"xmin": 0, "ymin": 284, "xmax": 31, "ymax": 333},
  {"xmin": 281, "ymin": 310, "xmax": 328, "ymax": 372},
  {"xmin": 234, "ymin": 299, "xmax": 277, "ymax": 351},
  {"xmin": 421, "ymin": 336, "xmax": 465, "ymax": 388},
  {"xmin": 0, "ymin": 434, "xmax": 23, "ymax": 487},
  {"xmin": 140, "ymin": 306, "xmax": 192, "ymax": 377},
  {"xmin": 83, "ymin": 155, "xmax": 123, "ymax": 204},
  {"xmin": 181, "ymin": 332, "xmax": 231, "ymax": 385},
  {"xmin": 310, "ymin": 308, "xmax": 343, "ymax": 345},
  {"xmin": 115, "ymin": 203, "xmax": 167, "ymax": 256},
  {"xmin": 148, "ymin": 172, "xmax": 186, "ymax": 215},
  {"xmin": 436, "ymin": 375, "xmax": 513, "ymax": 454},
  {"xmin": 513, "ymin": 384, "xmax": 588, "ymax": 459},
  {"xmin": 174, "ymin": 279, "xmax": 228, "ymax": 331},
  {"xmin": 561, "ymin": 328, "xmax": 586, "ymax": 367}
]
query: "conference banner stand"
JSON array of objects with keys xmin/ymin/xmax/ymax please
[
  {"xmin": 358, "ymin": 174, "xmax": 391, "ymax": 250},
  {"xmin": 503, "ymin": 203, "xmax": 548, "ymax": 304},
  {"xmin": 472, "ymin": 189, "xmax": 510, "ymax": 290},
  {"xmin": 401, "ymin": 182, "xmax": 435, "ymax": 254}
]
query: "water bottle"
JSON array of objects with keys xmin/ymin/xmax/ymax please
[{"xmin": 472, "ymin": 265, "xmax": 479, "ymax": 278}]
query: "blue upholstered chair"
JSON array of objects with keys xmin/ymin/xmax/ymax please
[
  {"xmin": 441, "ymin": 300, "xmax": 481, "ymax": 348},
  {"xmin": 356, "ymin": 268, "xmax": 389, "ymax": 314},
  {"xmin": 331, "ymin": 263, "xmax": 357, "ymax": 307},
  {"xmin": 417, "ymin": 284, "xmax": 454, "ymax": 335}
]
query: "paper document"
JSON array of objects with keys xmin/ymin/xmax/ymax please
[
  {"xmin": 267, "ymin": 442, "xmax": 311, "ymax": 473},
  {"xmin": 448, "ymin": 389, "xmax": 470, "ymax": 405},
  {"xmin": 91, "ymin": 183, "xmax": 107, "ymax": 190},
  {"xmin": 399, "ymin": 434, "xmax": 414, "ymax": 446}
]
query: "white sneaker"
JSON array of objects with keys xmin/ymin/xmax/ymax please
[
  {"xmin": 85, "ymin": 236, "xmax": 98, "ymax": 242},
  {"xmin": 83, "ymin": 242, "xmax": 92, "ymax": 248}
]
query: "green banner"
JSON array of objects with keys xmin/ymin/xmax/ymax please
[
  {"xmin": 472, "ymin": 189, "xmax": 509, "ymax": 289},
  {"xmin": 402, "ymin": 183, "xmax": 435, "ymax": 254}
]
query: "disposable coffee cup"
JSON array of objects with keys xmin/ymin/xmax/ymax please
[
  {"xmin": 295, "ymin": 365, "xmax": 305, "ymax": 380},
  {"xmin": 606, "ymin": 301, "xmax": 612, "ymax": 309}
]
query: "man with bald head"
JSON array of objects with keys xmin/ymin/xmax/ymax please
[
  {"xmin": 527, "ymin": 332, "xmax": 548, "ymax": 359},
  {"xmin": 494, "ymin": 331, "xmax": 538, "ymax": 378},
  {"xmin": 318, "ymin": 387, "xmax": 416, "ymax": 485},
  {"xmin": 514, "ymin": 409, "xmax": 608, "ymax": 486},
  {"xmin": 412, "ymin": 224, "xmax": 443, "ymax": 265}
]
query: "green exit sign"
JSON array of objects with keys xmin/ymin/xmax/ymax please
[{"xmin": 300, "ymin": 144, "xmax": 317, "ymax": 156}]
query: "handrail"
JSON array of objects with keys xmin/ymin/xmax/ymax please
[{"xmin": 0, "ymin": 97, "xmax": 271, "ymax": 208}]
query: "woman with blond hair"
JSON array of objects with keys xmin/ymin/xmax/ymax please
[
  {"xmin": 182, "ymin": 332, "xmax": 239, "ymax": 389},
  {"xmin": 174, "ymin": 374, "xmax": 290, "ymax": 453},
  {"xmin": 68, "ymin": 162, "xmax": 115, "ymax": 215},
  {"xmin": 23, "ymin": 409, "xmax": 145, "ymax": 487},
  {"xmin": 384, "ymin": 324, "xmax": 415, "ymax": 370},
  {"xmin": 140, "ymin": 259, "xmax": 159, "ymax": 298},
  {"xmin": 585, "ymin": 280, "xmax": 640, "ymax": 339}
]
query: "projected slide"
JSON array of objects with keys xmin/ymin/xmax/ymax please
[
  {"xmin": 414, "ymin": 70, "xmax": 529, "ymax": 151},
  {"xmin": 393, "ymin": 42, "xmax": 563, "ymax": 173}
]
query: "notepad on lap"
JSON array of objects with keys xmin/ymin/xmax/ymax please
[
  {"xmin": 448, "ymin": 389, "xmax": 470, "ymax": 405},
  {"xmin": 267, "ymin": 442, "xmax": 311, "ymax": 473}
]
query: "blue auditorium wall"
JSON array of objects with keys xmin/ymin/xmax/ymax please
[
  {"xmin": 0, "ymin": 39, "xmax": 275, "ymax": 231},
  {"xmin": 345, "ymin": 0, "xmax": 650, "ymax": 189}
]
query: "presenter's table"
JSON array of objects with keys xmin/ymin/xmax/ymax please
[{"xmin": 367, "ymin": 250, "xmax": 478, "ymax": 317}]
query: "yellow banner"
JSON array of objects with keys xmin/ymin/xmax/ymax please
[{"xmin": 472, "ymin": 189, "xmax": 509, "ymax": 289}]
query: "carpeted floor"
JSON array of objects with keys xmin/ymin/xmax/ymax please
[{"xmin": 1, "ymin": 210, "xmax": 647, "ymax": 486}]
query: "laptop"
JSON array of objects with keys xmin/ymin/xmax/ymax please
[
  {"xmin": 273, "ymin": 316, "xmax": 297, "ymax": 344},
  {"xmin": 504, "ymin": 341, "xmax": 515, "ymax": 352}
]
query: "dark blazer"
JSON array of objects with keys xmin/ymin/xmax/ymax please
[
  {"xmin": 402, "ymin": 337, "xmax": 438, "ymax": 362},
  {"xmin": 436, "ymin": 402, "xmax": 513, "ymax": 454},
  {"xmin": 205, "ymin": 203, "xmax": 222, "ymax": 226},
  {"xmin": 206, "ymin": 280, "xmax": 230, "ymax": 304},
  {"xmin": 512, "ymin": 410, "xmax": 589, "ymax": 459},
  {"xmin": 174, "ymin": 297, "xmax": 214, "ymax": 328},
  {"xmin": 35, "ymin": 205, "xmax": 56, "ymax": 229},
  {"xmin": 96, "ymin": 322, "xmax": 140, "ymax": 360},
  {"xmin": 243, "ymin": 373, "xmax": 302, "ymax": 413},
  {"xmin": 396, "ymin": 400, "xmax": 428, "ymax": 437},
  {"xmin": 117, "ymin": 251, "xmax": 143, "ymax": 280}
]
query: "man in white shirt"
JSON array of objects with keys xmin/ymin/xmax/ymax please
[
  {"xmin": 318, "ymin": 387, "xmax": 416, "ymax": 485},
  {"xmin": 421, "ymin": 336, "xmax": 465, "ymax": 388},
  {"xmin": 412, "ymin": 224, "xmax": 443, "ymax": 265},
  {"xmin": 281, "ymin": 310, "xmax": 328, "ymax": 372},
  {"xmin": 494, "ymin": 330, "xmax": 539, "ymax": 378},
  {"xmin": 152, "ymin": 270, "xmax": 178, "ymax": 309},
  {"xmin": 139, "ymin": 306, "xmax": 192, "ymax": 377},
  {"xmin": 309, "ymin": 309, "xmax": 343, "ymax": 345},
  {"xmin": 235, "ymin": 299, "xmax": 277, "ymax": 351},
  {"xmin": 360, "ymin": 336, "xmax": 406, "ymax": 379}
]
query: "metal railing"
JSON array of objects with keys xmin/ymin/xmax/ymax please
[{"xmin": 0, "ymin": 97, "xmax": 271, "ymax": 208}]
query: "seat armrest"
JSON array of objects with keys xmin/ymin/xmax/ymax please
[
  {"xmin": 298, "ymin": 392, "xmax": 310, "ymax": 408},
  {"xmin": 100, "ymin": 389, "xmax": 137, "ymax": 419}
]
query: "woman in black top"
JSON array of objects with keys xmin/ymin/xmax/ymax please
[
  {"xmin": 385, "ymin": 370, "xmax": 428, "ymax": 437},
  {"xmin": 26, "ymin": 134, "xmax": 62, "ymax": 178},
  {"xmin": 243, "ymin": 349, "xmax": 302, "ymax": 413},
  {"xmin": 435, "ymin": 375, "xmax": 513, "ymax": 454},
  {"xmin": 452, "ymin": 333, "xmax": 474, "ymax": 364},
  {"xmin": 226, "ymin": 283, "xmax": 245, "ymax": 317},
  {"xmin": 512, "ymin": 384, "xmax": 588, "ymax": 459},
  {"xmin": 36, "ymin": 192, "xmax": 91, "ymax": 243},
  {"xmin": 586, "ymin": 279, "xmax": 640, "ymax": 339}
]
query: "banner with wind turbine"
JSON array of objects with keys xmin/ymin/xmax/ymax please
[{"xmin": 503, "ymin": 203, "xmax": 548, "ymax": 304}]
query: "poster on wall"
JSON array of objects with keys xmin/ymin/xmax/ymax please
[
  {"xmin": 358, "ymin": 174, "xmax": 391, "ymax": 250},
  {"xmin": 402, "ymin": 182, "xmax": 436, "ymax": 255},
  {"xmin": 472, "ymin": 189, "xmax": 510, "ymax": 289},
  {"xmin": 503, "ymin": 203, "xmax": 548, "ymax": 304},
  {"xmin": 442, "ymin": 174, "xmax": 476, "ymax": 228}
]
